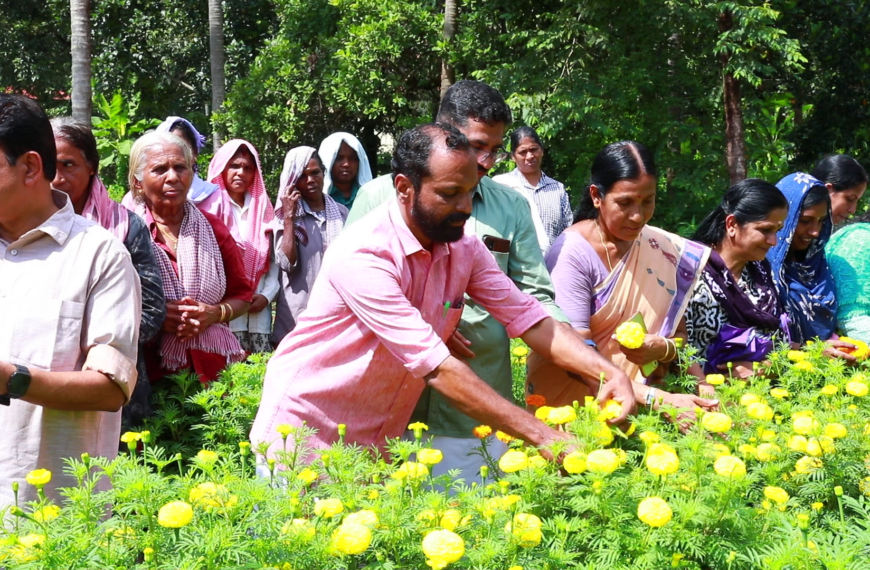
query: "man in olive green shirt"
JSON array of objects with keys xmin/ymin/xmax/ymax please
[{"xmin": 346, "ymin": 80, "xmax": 577, "ymax": 483}]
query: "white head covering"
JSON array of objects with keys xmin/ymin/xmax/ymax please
[{"xmin": 317, "ymin": 132, "xmax": 373, "ymax": 194}]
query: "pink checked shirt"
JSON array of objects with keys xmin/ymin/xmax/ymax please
[{"xmin": 251, "ymin": 200, "xmax": 549, "ymax": 455}]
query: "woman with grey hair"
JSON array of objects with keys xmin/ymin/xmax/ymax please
[
  {"xmin": 127, "ymin": 131, "xmax": 254, "ymax": 384},
  {"xmin": 51, "ymin": 118, "xmax": 166, "ymax": 427}
]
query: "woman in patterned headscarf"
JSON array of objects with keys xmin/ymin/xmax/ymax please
[
  {"xmin": 271, "ymin": 146, "xmax": 349, "ymax": 345},
  {"xmin": 200, "ymin": 140, "xmax": 278, "ymax": 354}
]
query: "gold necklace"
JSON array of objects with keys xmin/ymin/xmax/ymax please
[
  {"xmin": 156, "ymin": 223, "xmax": 178, "ymax": 247},
  {"xmin": 596, "ymin": 219, "xmax": 614, "ymax": 272}
]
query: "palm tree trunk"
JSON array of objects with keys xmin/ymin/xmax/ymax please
[
  {"xmin": 440, "ymin": 0, "xmax": 457, "ymax": 100},
  {"xmin": 208, "ymin": 0, "xmax": 226, "ymax": 151},
  {"xmin": 70, "ymin": 0, "xmax": 92, "ymax": 123},
  {"xmin": 719, "ymin": 10, "xmax": 747, "ymax": 184}
]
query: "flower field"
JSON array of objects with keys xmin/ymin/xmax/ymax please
[{"xmin": 3, "ymin": 347, "xmax": 870, "ymax": 569}]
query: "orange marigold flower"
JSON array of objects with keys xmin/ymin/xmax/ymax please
[
  {"xmin": 525, "ymin": 394, "xmax": 546, "ymax": 408},
  {"xmin": 472, "ymin": 425, "xmax": 493, "ymax": 439},
  {"xmin": 495, "ymin": 431, "xmax": 514, "ymax": 444}
]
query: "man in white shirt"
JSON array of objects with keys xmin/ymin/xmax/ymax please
[{"xmin": 0, "ymin": 94, "xmax": 141, "ymax": 506}]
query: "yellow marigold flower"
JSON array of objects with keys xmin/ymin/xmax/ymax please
[
  {"xmin": 707, "ymin": 443, "xmax": 730, "ymax": 458},
  {"xmin": 812, "ymin": 502, "xmax": 824, "ymax": 511},
  {"xmin": 597, "ymin": 399, "xmax": 623, "ymax": 421},
  {"xmin": 440, "ymin": 509, "xmax": 462, "ymax": 531},
  {"xmin": 740, "ymin": 393, "xmax": 762, "ymax": 406},
  {"xmin": 556, "ymin": 451, "xmax": 587, "ymax": 476},
  {"xmin": 714, "ymin": 455, "xmax": 746, "ymax": 478},
  {"xmin": 756, "ymin": 443, "xmax": 781, "ymax": 462},
  {"xmin": 794, "ymin": 361, "xmax": 814, "ymax": 372},
  {"xmin": 533, "ymin": 406, "xmax": 553, "ymax": 423},
  {"xmin": 189, "ymin": 482, "xmax": 236, "ymax": 509},
  {"xmin": 795, "ymin": 455, "xmax": 822, "ymax": 474},
  {"xmin": 508, "ymin": 567, "xmax": 523, "ymax": 570},
  {"xmin": 314, "ymin": 498, "xmax": 344, "ymax": 518},
  {"xmin": 787, "ymin": 350, "xmax": 807, "ymax": 362},
  {"xmin": 586, "ymin": 449, "xmax": 620, "ymax": 475},
  {"xmin": 639, "ymin": 431, "xmax": 659, "ymax": 445},
  {"xmin": 408, "ymin": 421, "xmax": 429, "ymax": 432},
  {"xmin": 332, "ymin": 521, "xmax": 372, "ymax": 555},
  {"xmin": 157, "ymin": 501, "xmax": 194, "ymax": 528},
  {"xmin": 770, "ymin": 388, "xmax": 789, "ymax": 400},
  {"xmin": 793, "ymin": 410, "xmax": 814, "ymax": 418},
  {"xmin": 840, "ymin": 337, "xmax": 870, "ymax": 360},
  {"xmin": 547, "ymin": 406, "xmax": 577, "ymax": 425},
  {"xmin": 525, "ymin": 394, "xmax": 546, "ymax": 408},
  {"xmin": 391, "ymin": 462, "xmax": 428, "ymax": 481},
  {"xmin": 527, "ymin": 455, "xmax": 547, "ymax": 469},
  {"xmin": 344, "ymin": 509, "xmax": 379, "ymax": 528},
  {"xmin": 646, "ymin": 446, "xmax": 679, "ymax": 476},
  {"xmin": 738, "ymin": 444, "xmax": 757, "ymax": 458},
  {"xmin": 275, "ymin": 424, "xmax": 293, "ymax": 437},
  {"xmin": 788, "ymin": 435, "xmax": 808, "ymax": 452},
  {"xmin": 793, "ymin": 416, "xmax": 820, "ymax": 435},
  {"xmin": 417, "ymin": 509, "xmax": 438, "ymax": 523},
  {"xmin": 705, "ymin": 373, "xmax": 726, "ymax": 386},
  {"xmin": 824, "ymin": 423, "xmax": 848, "ymax": 439},
  {"xmin": 281, "ymin": 518, "xmax": 316, "ymax": 541},
  {"xmin": 297, "ymin": 468, "xmax": 318, "ymax": 485},
  {"xmin": 806, "ymin": 436, "xmax": 835, "ymax": 456},
  {"xmin": 846, "ymin": 381, "xmax": 869, "ymax": 397},
  {"xmin": 495, "ymin": 430, "xmax": 514, "ymax": 444},
  {"xmin": 625, "ymin": 423, "xmax": 637, "ymax": 436},
  {"xmin": 499, "ymin": 450, "xmax": 529, "ymax": 473},
  {"xmin": 746, "ymin": 402, "xmax": 774, "ymax": 421},
  {"xmin": 505, "ymin": 513, "xmax": 543, "ymax": 547},
  {"xmin": 763, "ymin": 486, "xmax": 789, "ymax": 505},
  {"xmin": 615, "ymin": 321, "xmax": 646, "ymax": 349},
  {"xmin": 595, "ymin": 422, "xmax": 615, "ymax": 446},
  {"xmin": 761, "ymin": 429, "xmax": 777, "ymax": 441},
  {"xmin": 422, "ymin": 529, "xmax": 465, "ymax": 570},
  {"xmin": 472, "ymin": 425, "xmax": 493, "ymax": 438},
  {"xmin": 821, "ymin": 384, "xmax": 839, "ymax": 395},
  {"xmin": 120, "ymin": 431, "xmax": 141, "ymax": 444},
  {"xmin": 512, "ymin": 345, "xmax": 530, "ymax": 357},
  {"xmin": 701, "ymin": 412, "xmax": 733, "ymax": 433},
  {"xmin": 31, "ymin": 505, "xmax": 60, "ymax": 523},
  {"xmin": 25, "ymin": 469, "xmax": 52, "ymax": 489},
  {"xmin": 418, "ymin": 448, "xmax": 443, "ymax": 466},
  {"xmin": 637, "ymin": 497, "xmax": 673, "ymax": 528},
  {"xmin": 859, "ymin": 477, "xmax": 870, "ymax": 497},
  {"xmin": 196, "ymin": 450, "xmax": 218, "ymax": 465},
  {"xmin": 18, "ymin": 533, "xmax": 45, "ymax": 548}
]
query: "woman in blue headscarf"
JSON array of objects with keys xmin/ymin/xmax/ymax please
[{"xmin": 768, "ymin": 172, "xmax": 855, "ymax": 360}]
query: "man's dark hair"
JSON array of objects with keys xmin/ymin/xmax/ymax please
[
  {"xmin": 0, "ymin": 94, "xmax": 56, "ymax": 180},
  {"xmin": 50, "ymin": 117, "xmax": 100, "ymax": 176},
  {"xmin": 435, "ymin": 80, "xmax": 512, "ymax": 128},
  {"xmin": 391, "ymin": 123, "xmax": 470, "ymax": 191}
]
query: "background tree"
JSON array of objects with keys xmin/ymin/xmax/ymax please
[
  {"xmin": 69, "ymin": 0, "xmax": 92, "ymax": 122},
  {"xmin": 208, "ymin": 0, "xmax": 226, "ymax": 149},
  {"xmin": 441, "ymin": 0, "xmax": 458, "ymax": 99}
]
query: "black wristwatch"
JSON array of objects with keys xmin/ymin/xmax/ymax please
[{"xmin": 0, "ymin": 364, "xmax": 31, "ymax": 406}]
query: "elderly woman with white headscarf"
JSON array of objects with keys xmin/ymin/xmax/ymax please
[
  {"xmin": 272, "ymin": 146, "xmax": 349, "ymax": 345},
  {"xmin": 318, "ymin": 132, "xmax": 373, "ymax": 209}
]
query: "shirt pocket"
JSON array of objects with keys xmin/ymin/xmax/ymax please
[
  {"xmin": 10, "ymin": 299, "xmax": 84, "ymax": 370},
  {"xmin": 490, "ymin": 251, "xmax": 510, "ymax": 275},
  {"xmin": 440, "ymin": 307, "xmax": 464, "ymax": 343}
]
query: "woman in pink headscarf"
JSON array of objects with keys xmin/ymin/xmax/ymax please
[
  {"xmin": 200, "ymin": 140, "xmax": 279, "ymax": 354},
  {"xmin": 50, "ymin": 117, "xmax": 167, "ymax": 427},
  {"xmin": 271, "ymin": 146, "xmax": 349, "ymax": 345}
]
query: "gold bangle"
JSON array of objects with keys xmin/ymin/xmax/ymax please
[
  {"xmin": 661, "ymin": 338, "xmax": 677, "ymax": 363},
  {"xmin": 226, "ymin": 303, "xmax": 234, "ymax": 322},
  {"xmin": 219, "ymin": 303, "xmax": 226, "ymax": 323}
]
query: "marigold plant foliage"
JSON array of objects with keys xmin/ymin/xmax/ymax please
[{"xmin": 2, "ymin": 345, "xmax": 870, "ymax": 569}]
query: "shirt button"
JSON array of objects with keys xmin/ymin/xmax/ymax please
[{"xmin": 9, "ymin": 250, "xmax": 17, "ymax": 256}]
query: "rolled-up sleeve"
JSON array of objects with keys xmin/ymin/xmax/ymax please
[
  {"xmin": 330, "ymin": 251, "xmax": 450, "ymax": 378},
  {"xmin": 82, "ymin": 242, "xmax": 142, "ymax": 402},
  {"xmin": 466, "ymin": 238, "xmax": 549, "ymax": 338}
]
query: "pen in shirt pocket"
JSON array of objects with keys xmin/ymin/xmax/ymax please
[{"xmin": 441, "ymin": 297, "xmax": 465, "ymax": 318}]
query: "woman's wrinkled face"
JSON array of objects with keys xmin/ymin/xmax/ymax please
[
  {"xmin": 223, "ymin": 147, "xmax": 256, "ymax": 195},
  {"xmin": 513, "ymin": 138, "xmax": 543, "ymax": 176},
  {"xmin": 790, "ymin": 201, "xmax": 828, "ymax": 252},
  {"xmin": 135, "ymin": 143, "xmax": 192, "ymax": 211},
  {"xmin": 296, "ymin": 157, "xmax": 324, "ymax": 202},
  {"xmin": 594, "ymin": 173, "xmax": 657, "ymax": 242},
  {"xmin": 828, "ymin": 183, "xmax": 866, "ymax": 224},
  {"xmin": 52, "ymin": 138, "xmax": 93, "ymax": 204},
  {"xmin": 728, "ymin": 208, "xmax": 788, "ymax": 261}
]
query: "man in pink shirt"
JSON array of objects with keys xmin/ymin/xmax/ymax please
[{"xmin": 251, "ymin": 123, "xmax": 634, "ymax": 460}]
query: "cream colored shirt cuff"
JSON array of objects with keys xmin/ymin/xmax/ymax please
[{"xmin": 83, "ymin": 344, "xmax": 137, "ymax": 404}]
